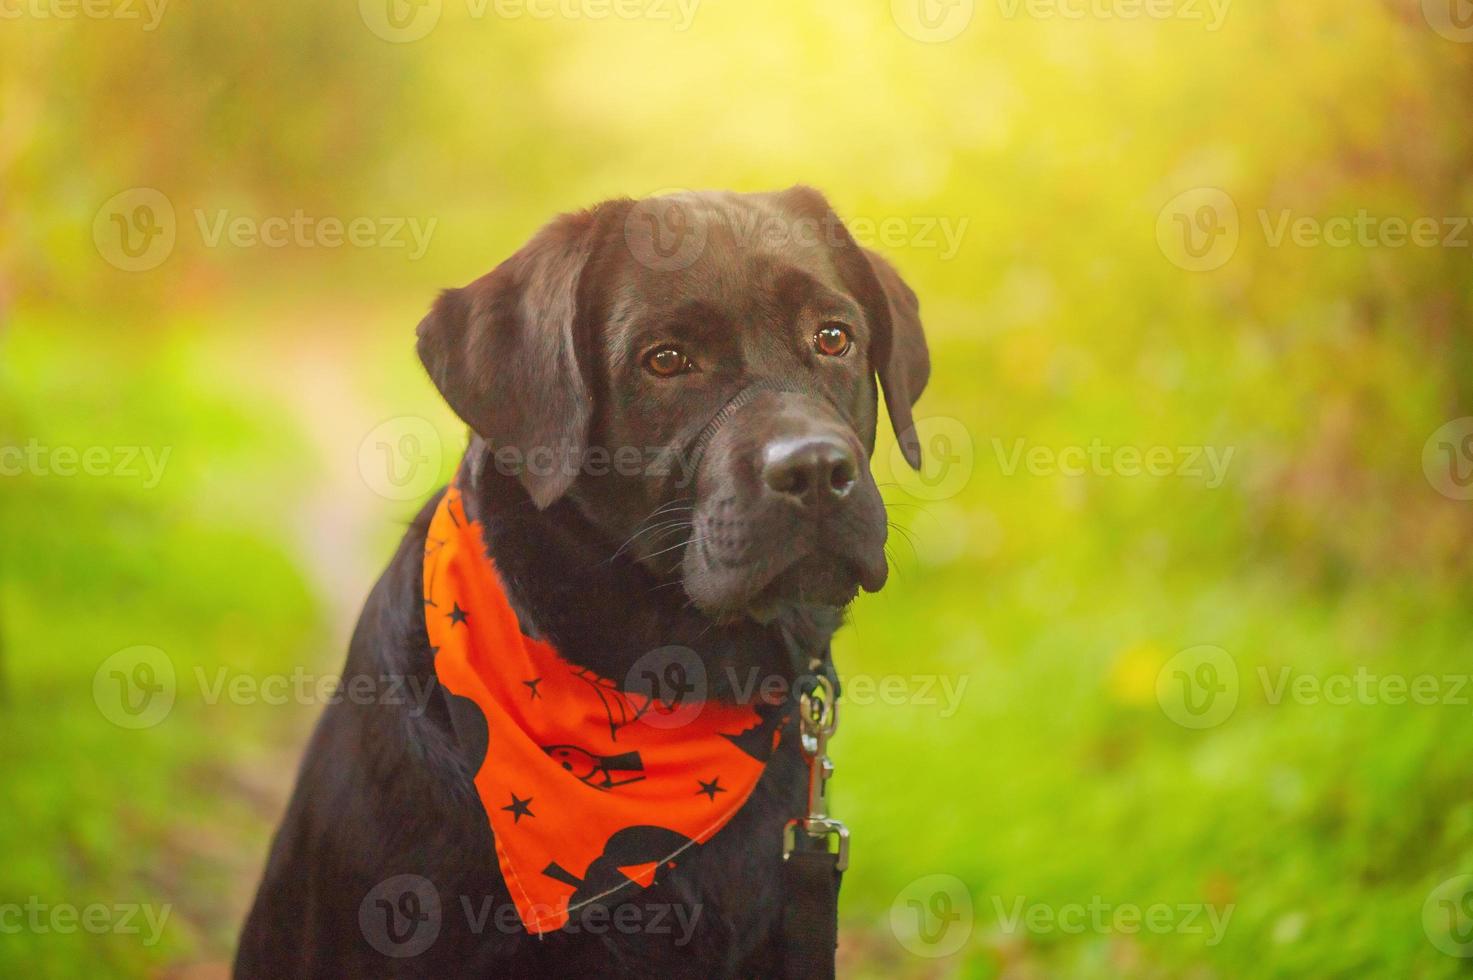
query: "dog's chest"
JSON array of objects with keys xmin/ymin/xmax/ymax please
[{"xmin": 507, "ymin": 733, "xmax": 809, "ymax": 976}]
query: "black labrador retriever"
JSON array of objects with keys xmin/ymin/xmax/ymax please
[{"xmin": 235, "ymin": 187, "xmax": 929, "ymax": 978}]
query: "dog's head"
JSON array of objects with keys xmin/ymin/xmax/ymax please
[{"xmin": 416, "ymin": 188, "xmax": 929, "ymax": 622}]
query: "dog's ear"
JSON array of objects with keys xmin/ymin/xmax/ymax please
[
  {"xmin": 417, "ymin": 206, "xmax": 617, "ymax": 508},
  {"xmin": 858, "ymin": 247, "xmax": 930, "ymax": 469},
  {"xmin": 775, "ymin": 186, "xmax": 931, "ymax": 469}
]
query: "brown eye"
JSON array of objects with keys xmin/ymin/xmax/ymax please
[
  {"xmin": 644, "ymin": 346, "xmax": 694, "ymax": 377},
  {"xmin": 814, "ymin": 324, "xmax": 853, "ymax": 357}
]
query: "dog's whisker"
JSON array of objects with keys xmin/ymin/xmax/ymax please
[
  {"xmin": 622, "ymin": 525, "xmax": 695, "ymax": 560},
  {"xmin": 644, "ymin": 499, "xmax": 696, "ymax": 521},
  {"xmin": 606, "ymin": 516, "xmax": 695, "ymax": 564},
  {"xmin": 616, "ymin": 498, "xmax": 694, "ymax": 541},
  {"xmin": 641, "ymin": 533, "xmax": 702, "ymax": 564},
  {"xmin": 883, "ymin": 544, "xmax": 906, "ymax": 583},
  {"xmin": 883, "ymin": 515, "xmax": 919, "ymax": 545},
  {"xmin": 886, "ymin": 521, "xmax": 921, "ymax": 567}
]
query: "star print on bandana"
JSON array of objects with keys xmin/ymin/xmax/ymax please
[
  {"xmin": 423, "ymin": 483, "xmax": 789, "ymax": 935},
  {"xmin": 502, "ymin": 793, "xmax": 535, "ymax": 823}
]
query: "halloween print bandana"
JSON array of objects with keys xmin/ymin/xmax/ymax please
[{"xmin": 423, "ymin": 484, "xmax": 786, "ymax": 934}]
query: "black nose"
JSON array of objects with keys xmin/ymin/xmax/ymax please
[{"xmin": 761, "ymin": 435, "xmax": 858, "ymax": 505}]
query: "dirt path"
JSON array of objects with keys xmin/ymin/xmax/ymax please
[{"xmin": 162, "ymin": 324, "xmax": 409, "ymax": 978}]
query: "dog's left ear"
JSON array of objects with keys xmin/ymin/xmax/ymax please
[
  {"xmin": 857, "ymin": 246, "xmax": 930, "ymax": 469},
  {"xmin": 775, "ymin": 186, "xmax": 931, "ymax": 469},
  {"xmin": 416, "ymin": 204, "xmax": 621, "ymax": 508}
]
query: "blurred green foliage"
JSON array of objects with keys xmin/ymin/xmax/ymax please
[{"xmin": 4, "ymin": 1, "xmax": 1473, "ymax": 975}]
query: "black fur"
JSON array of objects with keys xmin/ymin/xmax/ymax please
[
  {"xmin": 235, "ymin": 461, "xmax": 824, "ymax": 977},
  {"xmin": 236, "ymin": 189, "xmax": 928, "ymax": 978}
]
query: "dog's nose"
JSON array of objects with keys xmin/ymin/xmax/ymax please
[{"xmin": 761, "ymin": 435, "xmax": 858, "ymax": 506}]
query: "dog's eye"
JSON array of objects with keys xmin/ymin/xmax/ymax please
[
  {"xmin": 644, "ymin": 346, "xmax": 696, "ymax": 377},
  {"xmin": 813, "ymin": 324, "xmax": 853, "ymax": 358}
]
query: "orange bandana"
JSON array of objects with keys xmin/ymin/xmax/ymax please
[{"xmin": 423, "ymin": 485, "xmax": 785, "ymax": 934}]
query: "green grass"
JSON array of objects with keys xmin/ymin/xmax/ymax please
[
  {"xmin": 0, "ymin": 315, "xmax": 323, "ymax": 974},
  {"xmin": 835, "ymin": 567, "xmax": 1473, "ymax": 977}
]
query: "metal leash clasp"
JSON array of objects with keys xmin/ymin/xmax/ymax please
[{"xmin": 782, "ymin": 673, "xmax": 849, "ymax": 871}]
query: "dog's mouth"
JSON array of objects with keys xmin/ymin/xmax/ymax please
[
  {"xmin": 742, "ymin": 557, "xmax": 868, "ymax": 622},
  {"xmin": 679, "ymin": 520, "xmax": 888, "ymax": 623}
]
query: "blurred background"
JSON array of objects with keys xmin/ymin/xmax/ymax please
[{"xmin": 4, "ymin": 0, "xmax": 1473, "ymax": 975}]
